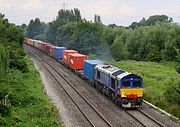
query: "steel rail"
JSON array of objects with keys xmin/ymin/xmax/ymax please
[{"xmin": 137, "ymin": 108, "xmax": 165, "ymax": 127}]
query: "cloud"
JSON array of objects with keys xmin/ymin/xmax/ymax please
[
  {"xmin": 1, "ymin": 0, "xmax": 180, "ymax": 26},
  {"xmin": 76, "ymin": 0, "xmax": 136, "ymax": 19},
  {"xmin": 79, "ymin": 0, "xmax": 118, "ymax": 17},
  {"xmin": 21, "ymin": 0, "xmax": 43, "ymax": 10},
  {"xmin": 0, "ymin": 1, "xmax": 14, "ymax": 9},
  {"xmin": 144, "ymin": 5, "xmax": 180, "ymax": 16},
  {"xmin": 119, "ymin": 4, "xmax": 136, "ymax": 17}
]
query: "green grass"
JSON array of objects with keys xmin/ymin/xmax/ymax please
[
  {"xmin": 113, "ymin": 60, "xmax": 180, "ymax": 119},
  {"xmin": 0, "ymin": 59, "xmax": 62, "ymax": 127}
]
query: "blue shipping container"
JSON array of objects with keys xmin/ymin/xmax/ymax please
[
  {"xmin": 55, "ymin": 47, "xmax": 67, "ymax": 60},
  {"xmin": 83, "ymin": 60, "xmax": 102, "ymax": 81}
]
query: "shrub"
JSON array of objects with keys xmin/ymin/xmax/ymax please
[
  {"xmin": 176, "ymin": 65, "xmax": 180, "ymax": 74},
  {"xmin": 0, "ymin": 106, "xmax": 11, "ymax": 117},
  {"xmin": 10, "ymin": 58, "xmax": 28, "ymax": 73},
  {"xmin": 165, "ymin": 79, "xmax": 180, "ymax": 104}
]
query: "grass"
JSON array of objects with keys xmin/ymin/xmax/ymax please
[
  {"xmin": 0, "ymin": 59, "xmax": 62, "ymax": 127},
  {"xmin": 113, "ymin": 60, "xmax": 180, "ymax": 119}
]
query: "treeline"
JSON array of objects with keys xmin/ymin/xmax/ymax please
[
  {"xmin": 0, "ymin": 12, "xmax": 27, "ymax": 120},
  {"xmin": 23, "ymin": 9, "xmax": 180, "ymax": 64},
  {"xmin": 0, "ymin": 13, "xmax": 26, "ymax": 75}
]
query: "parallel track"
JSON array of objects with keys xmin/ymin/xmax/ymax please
[
  {"xmin": 26, "ymin": 46, "xmax": 113, "ymax": 127},
  {"xmin": 124, "ymin": 109, "xmax": 165, "ymax": 127},
  {"xmin": 25, "ymin": 45, "xmax": 166, "ymax": 127},
  {"xmin": 137, "ymin": 109, "xmax": 165, "ymax": 127}
]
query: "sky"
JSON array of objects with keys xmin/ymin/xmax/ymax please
[{"xmin": 0, "ymin": 0, "xmax": 180, "ymax": 26}]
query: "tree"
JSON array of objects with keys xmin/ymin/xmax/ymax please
[
  {"xmin": 175, "ymin": 47, "xmax": 180, "ymax": 74},
  {"xmin": 21, "ymin": 23, "xmax": 27, "ymax": 35},
  {"xmin": 27, "ymin": 18, "xmax": 44, "ymax": 38},
  {"xmin": 94, "ymin": 15, "xmax": 102, "ymax": 24},
  {"xmin": 0, "ymin": 44, "xmax": 9, "ymax": 75},
  {"xmin": 129, "ymin": 15, "xmax": 173, "ymax": 28},
  {"xmin": 47, "ymin": 8, "xmax": 82, "ymax": 43}
]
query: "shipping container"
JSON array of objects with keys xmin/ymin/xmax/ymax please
[
  {"xmin": 62, "ymin": 50, "xmax": 78, "ymax": 65},
  {"xmin": 46, "ymin": 45, "xmax": 52, "ymax": 54},
  {"xmin": 83, "ymin": 60, "xmax": 103, "ymax": 81},
  {"xmin": 42, "ymin": 43, "xmax": 46, "ymax": 51},
  {"xmin": 38, "ymin": 42, "xmax": 44, "ymax": 50},
  {"xmin": 32, "ymin": 40, "xmax": 36, "ymax": 47},
  {"xmin": 50, "ymin": 46, "xmax": 56, "ymax": 57},
  {"xmin": 42, "ymin": 43, "xmax": 51, "ymax": 52},
  {"xmin": 27, "ymin": 39, "xmax": 33, "ymax": 46},
  {"xmin": 69, "ymin": 53, "xmax": 87, "ymax": 70},
  {"xmin": 55, "ymin": 47, "xmax": 67, "ymax": 60},
  {"xmin": 34, "ymin": 40, "xmax": 42, "ymax": 48}
]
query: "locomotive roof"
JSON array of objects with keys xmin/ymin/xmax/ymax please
[
  {"xmin": 95, "ymin": 63, "xmax": 128, "ymax": 78},
  {"xmin": 95, "ymin": 63, "xmax": 120, "ymax": 75},
  {"xmin": 95, "ymin": 63, "xmax": 142, "ymax": 80},
  {"xmin": 117, "ymin": 72, "xmax": 132, "ymax": 80}
]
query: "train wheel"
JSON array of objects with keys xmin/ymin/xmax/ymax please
[
  {"xmin": 102, "ymin": 86, "xmax": 106, "ymax": 95},
  {"xmin": 98, "ymin": 85, "xmax": 103, "ymax": 93},
  {"xmin": 95, "ymin": 81, "xmax": 99, "ymax": 89},
  {"xmin": 112, "ymin": 93, "xmax": 117, "ymax": 102},
  {"xmin": 109, "ymin": 92, "xmax": 113, "ymax": 99}
]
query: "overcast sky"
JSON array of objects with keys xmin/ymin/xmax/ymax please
[{"xmin": 0, "ymin": 0, "xmax": 180, "ymax": 26}]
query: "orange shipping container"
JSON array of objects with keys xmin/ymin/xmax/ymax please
[
  {"xmin": 62, "ymin": 50, "xmax": 78, "ymax": 65},
  {"xmin": 69, "ymin": 53, "xmax": 87, "ymax": 70},
  {"xmin": 27, "ymin": 39, "xmax": 33, "ymax": 46}
]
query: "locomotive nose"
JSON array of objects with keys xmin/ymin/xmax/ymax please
[{"xmin": 120, "ymin": 88, "xmax": 143, "ymax": 98}]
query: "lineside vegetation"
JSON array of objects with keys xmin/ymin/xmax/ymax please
[
  {"xmin": 0, "ymin": 13, "xmax": 61, "ymax": 126},
  {"xmin": 113, "ymin": 61, "xmax": 180, "ymax": 118}
]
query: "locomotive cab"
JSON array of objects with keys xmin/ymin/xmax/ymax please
[{"xmin": 118, "ymin": 74, "xmax": 143, "ymax": 108}]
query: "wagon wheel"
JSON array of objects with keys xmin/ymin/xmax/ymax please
[{"xmin": 102, "ymin": 86, "xmax": 106, "ymax": 95}]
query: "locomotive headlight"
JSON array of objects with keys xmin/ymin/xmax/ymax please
[
  {"xmin": 121, "ymin": 94, "xmax": 126, "ymax": 97},
  {"xmin": 137, "ymin": 94, "xmax": 142, "ymax": 97}
]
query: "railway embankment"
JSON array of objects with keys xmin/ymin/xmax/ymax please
[{"xmin": 0, "ymin": 59, "xmax": 62, "ymax": 126}]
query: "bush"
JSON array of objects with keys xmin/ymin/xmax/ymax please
[
  {"xmin": 0, "ymin": 106, "xmax": 11, "ymax": 117},
  {"xmin": 176, "ymin": 65, "xmax": 180, "ymax": 74},
  {"xmin": 165, "ymin": 79, "xmax": 180, "ymax": 104},
  {"xmin": 10, "ymin": 58, "xmax": 28, "ymax": 73},
  {"xmin": 0, "ymin": 44, "xmax": 9, "ymax": 75}
]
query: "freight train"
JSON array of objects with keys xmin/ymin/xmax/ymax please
[{"xmin": 24, "ymin": 38, "xmax": 144, "ymax": 108}]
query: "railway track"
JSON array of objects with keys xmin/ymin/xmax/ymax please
[
  {"xmin": 137, "ymin": 109, "xmax": 165, "ymax": 127},
  {"xmin": 125, "ymin": 109, "xmax": 165, "ymax": 127},
  {"xmin": 25, "ymin": 45, "xmax": 167, "ymax": 127},
  {"xmin": 26, "ymin": 46, "xmax": 113, "ymax": 127}
]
